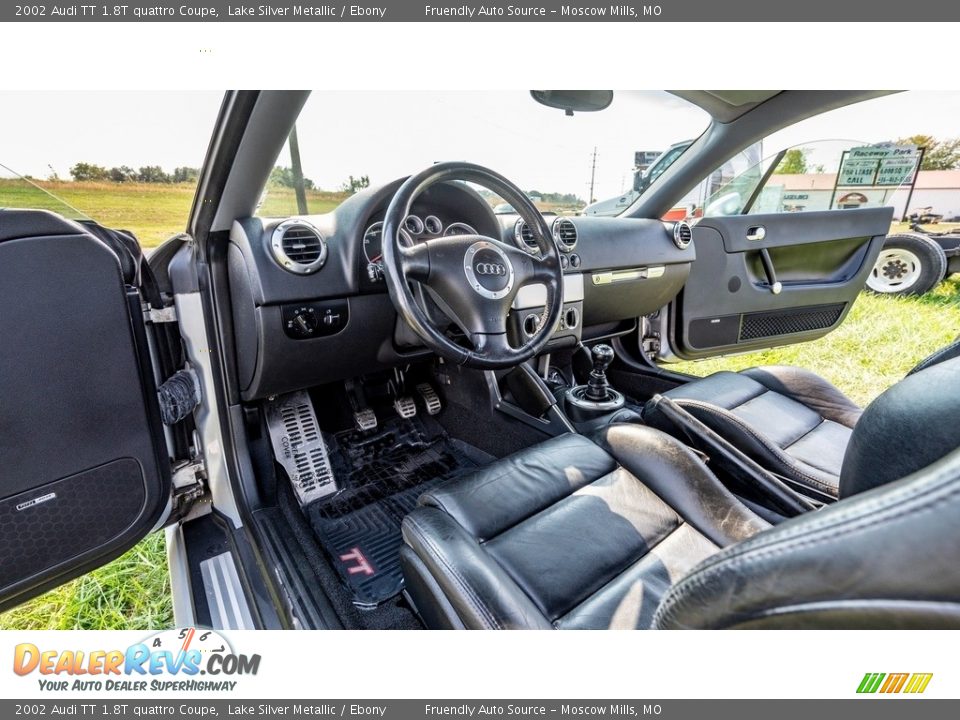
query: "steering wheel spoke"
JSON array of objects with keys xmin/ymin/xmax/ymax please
[{"xmin": 398, "ymin": 241, "xmax": 431, "ymax": 282}]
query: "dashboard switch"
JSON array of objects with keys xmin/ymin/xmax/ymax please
[{"xmin": 282, "ymin": 300, "xmax": 349, "ymax": 339}]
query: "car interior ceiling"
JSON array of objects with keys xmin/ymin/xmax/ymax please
[{"xmin": 174, "ymin": 90, "xmax": 914, "ymax": 630}]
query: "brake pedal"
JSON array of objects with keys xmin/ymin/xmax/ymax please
[
  {"xmin": 353, "ymin": 408, "xmax": 378, "ymax": 433},
  {"xmin": 264, "ymin": 391, "xmax": 338, "ymax": 506},
  {"xmin": 416, "ymin": 383, "xmax": 442, "ymax": 416},
  {"xmin": 393, "ymin": 396, "xmax": 417, "ymax": 419}
]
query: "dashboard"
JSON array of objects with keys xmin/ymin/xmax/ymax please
[{"xmin": 226, "ymin": 178, "xmax": 696, "ymax": 401}]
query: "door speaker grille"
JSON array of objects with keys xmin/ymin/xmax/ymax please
[{"xmin": 739, "ymin": 303, "xmax": 845, "ymax": 341}]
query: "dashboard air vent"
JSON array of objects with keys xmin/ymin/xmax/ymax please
[
  {"xmin": 673, "ymin": 221, "xmax": 693, "ymax": 250},
  {"xmin": 552, "ymin": 217, "xmax": 578, "ymax": 252},
  {"xmin": 271, "ymin": 220, "xmax": 328, "ymax": 274},
  {"xmin": 514, "ymin": 218, "xmax": 538, "ymax": 252}
]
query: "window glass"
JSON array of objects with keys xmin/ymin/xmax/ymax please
[{"xmin": 0, "ymin": 91, "xmax": 223, "ymax": 248}]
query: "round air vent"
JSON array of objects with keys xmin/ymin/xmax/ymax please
[
  {"xmin": 552, "ymin": 217, "xmax": 578, "ymax": 252},
  {"xmin": 270, "ymin": 220, "xmax": 328, "ymax": 274},
  {"xmin": 673, "ymin": 221, "xmax": 693, "ymax": 250},
  {"xmin": 513, "ymin": 218, "xmax": 538, "ymax": 252}
]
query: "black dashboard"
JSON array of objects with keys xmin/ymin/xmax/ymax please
[{"xmin": 227, "ymin": 178, "xmax": 695, "ymax": 401}]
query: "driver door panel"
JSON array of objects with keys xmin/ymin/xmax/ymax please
[
  {"xmin": 0, "ymin": 211, "xmax": 171, "ymax": 611},
  {"xmin": 670, "ymin": 208, "xmax": 892, "ymax": 359}
]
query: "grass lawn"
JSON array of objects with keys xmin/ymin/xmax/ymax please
[
  {"xmin": 2, "ymin": 182, "xmax": 959, "ymax": 630},
  {"xmin": 0, "ymin": 179, "xmax": 349, "ymax": 248}
]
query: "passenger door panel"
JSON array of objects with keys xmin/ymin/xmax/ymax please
[
  {"xmin": 0, "ymin": 211, "xmax": 171, "ymax": 611},
  {"xmin": 669, "ymin": 208, "xmax": 892, "ymax": 359}
]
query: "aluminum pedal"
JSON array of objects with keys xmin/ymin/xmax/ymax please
[
  {"xmin": 264, "ymin": 391, "xmax": 338, "ymax": 507},
  {"xmin": 393, "ymin": 396, "xmax": 417, "ymax": 419},
  {"xmin": 416, "ymin": 383, "xmax": 442, "ymax": 416},
  {"xmin": 353, "ymin": 408, "xmax": 378, "ymax": 433}
]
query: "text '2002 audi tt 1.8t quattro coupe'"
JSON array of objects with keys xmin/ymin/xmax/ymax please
[{"xmin": 2, "ymin": 90, "xmax": 959, "ymax": 630}]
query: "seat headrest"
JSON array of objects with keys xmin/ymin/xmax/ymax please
[{"xmin": 840, "ymin": 355, "xmax": 960, "ymax": 498}]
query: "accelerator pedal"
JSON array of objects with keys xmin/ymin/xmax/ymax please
[
  {"xmin": 264, "ymin": 391, "xmax": 338, "ymax": 506},
  {"xmin": 416, "ymin": 383, "xmax": 442, "ymax": 416}
]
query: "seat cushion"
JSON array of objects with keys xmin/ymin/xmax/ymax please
[
  {"xmin": 400, "ymin": 425, "xmax": 768, "ymax": 629},
  {"xmin": 646, "ymin": 366, "xmax": 862, "ymax": 500}
]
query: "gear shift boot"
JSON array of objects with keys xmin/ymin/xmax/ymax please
[{"xmin": 564, "ymin": 344, "xmax": 625, "ymax": 422}]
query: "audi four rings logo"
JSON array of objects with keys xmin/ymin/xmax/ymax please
[{"xmin": 475, "ymin": 262, "xmax": 507, "ymax": 276}]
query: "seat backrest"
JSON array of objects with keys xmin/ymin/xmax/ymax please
[
  {"xmin": 653, "ymin": 359, "xmax": 960, "ymax": 628},
  {"xmin": 839, "ymin": 355, "xmax": 960, "ymax": 498}
]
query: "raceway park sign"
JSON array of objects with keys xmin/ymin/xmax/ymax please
[{"xmin": 838, "ymin": 144, "xmax": 921, "ymax": 188}]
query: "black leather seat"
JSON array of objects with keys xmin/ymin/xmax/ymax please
[
  {"xmin": 401, "ymin": 356, "xmax": 960, "ymax": 629},
  {"xmin": 400, "ymin": 426, "xmax": 769, "ymax": 629},
  {"xmin": 644, "ymin": 341, "xmax": 960, "ymax": 501}
]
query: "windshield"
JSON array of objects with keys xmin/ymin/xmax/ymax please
[{"xmin": 259, "ymin": 91, "xmax": 710, "ymax": 217}]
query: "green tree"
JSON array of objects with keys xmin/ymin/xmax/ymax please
[
  {"xmin": 69, "ymin": 162, "xmax": 108, "ymax": 181},
  {"xmin": 171, "ymin": 166, "xmax": 199, "ymax": 183},
  {"xmin": 108, "ymin": 166, "xmax": 137, "ymax": 183},
  {"xmin": 774, "ymin": 148, "xmax": 808, "ymax": 175},
  {"xmin": 339, "ymin": 174, "xmax": 370, "ymax": 193},
  {"xmin": 269, "ymin": 166, "xmax": 315, "ymax": 190},
  {"xmin": 137, "ymin": 165, "xmax": 171, "ymax": 183},
  {"xmin": 895, "ymin": 135, "xmax": 960, "ymax": 171}
]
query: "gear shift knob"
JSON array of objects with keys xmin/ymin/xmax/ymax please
[
  {"xmin": 585, "ymin": 344, "xmax": 615, "ymax": 402},
  {"xmin": 591, "ymin": 344, "xmax": 615, "ymax": 373}
]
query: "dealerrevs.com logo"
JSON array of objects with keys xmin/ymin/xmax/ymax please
[{"xmin": 13, "ymin": 628, "xmax": 261, "ymax": 693}]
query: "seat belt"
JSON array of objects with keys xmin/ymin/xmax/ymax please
[{"xmin": 649, "ymin": 395, "xmax": 819, "ymax": 517}]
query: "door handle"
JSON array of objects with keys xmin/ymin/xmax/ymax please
[
  {"xmin": 758, "ymin": 248, "xmax": 782, "ymax": 295},
  {"xmin": 747, "ymin": 226, "xmax": 767, "ymax": 242}
]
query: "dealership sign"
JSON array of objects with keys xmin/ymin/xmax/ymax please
[{"xmin": 838, "ymin": 143, "xmax": 920, "ymax": 187}]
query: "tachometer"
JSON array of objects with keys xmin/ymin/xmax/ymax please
[
  {"xmin": 444, "ymin": 222, "xmax": 477, "ymax": 237},
  {"xmin": 363, "ymin": 221, "xmax": 413, "ymax": 264}
]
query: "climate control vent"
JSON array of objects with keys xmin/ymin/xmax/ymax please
[
  {"xmin": 270, "ymin": 220, "xmax": 328, "ymax": 274},
  {"xmin": 513, "ymin": 218, "xmax": 538, "ymax": 252},
  {"xmin": 552, "ymin": 217, "xmax": 578, "ymax": 252},
  {"xmin": 673, "ymin": 221, "xmax": 693, "ymax": 250}
]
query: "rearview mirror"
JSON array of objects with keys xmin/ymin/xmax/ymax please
[{"xmin": 530, "ymin": 90, "xmax": 613, "ymax": 115}]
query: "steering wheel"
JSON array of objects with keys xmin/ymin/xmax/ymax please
[{"xmin": 382, "ymin": 162, "xmax": 564, "ymax": 370}]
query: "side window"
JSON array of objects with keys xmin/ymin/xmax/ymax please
[{"xmin": 702, "ymin": 139, "xmax": 923, "ymax": 219}]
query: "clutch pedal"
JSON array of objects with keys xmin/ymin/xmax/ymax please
[
  {"xmin": 264, "ymin": 391, "xmax": 338, "ymax": 506},
  {"xmin": 416, "ymin": 383, "xmax": 442, "ymax": 415},
  {"xmin": 345, "ymin": 377, "xmax": 378, "ymax": 433}
]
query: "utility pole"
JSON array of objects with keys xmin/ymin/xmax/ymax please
[
  {"xmin": 288, "ymin": 124, "xmax": 309, "ymax": 215},
  {"xmin": 588, "ymin": 146, "xmax": 598, "ymax": 204}
]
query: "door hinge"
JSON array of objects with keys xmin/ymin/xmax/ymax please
[
  {"xmin": 144, "ymin": 304, "xmax": 178, "ymax": 324},
  {"xmin": 172, "ymin": 459, "xmax": 205, "ymax": 490},
  {"xmin": 170, "ymin": 459, "xmax": 208, "ymax": 519}
]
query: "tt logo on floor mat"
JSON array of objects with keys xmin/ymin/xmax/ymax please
[{"xmin": 340, "ymin": 547, "xmax": 375, "ymax": 576}]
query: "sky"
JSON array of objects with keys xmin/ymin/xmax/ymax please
[{"xmin": 3, "ymin": 90, "xmax": 960, "ymax": 203}]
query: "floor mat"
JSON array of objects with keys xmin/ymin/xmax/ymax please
[{"xmin": 306, "ymin": 415, "xmax": 487, "ymax": 608}]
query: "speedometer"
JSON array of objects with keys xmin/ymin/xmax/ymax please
[{"xmin": 444, "ymin": 222, "xmax": 477, "ymax": 237}]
